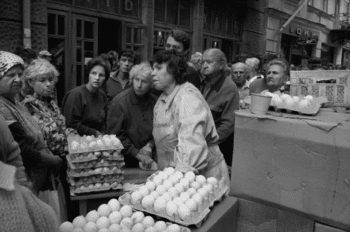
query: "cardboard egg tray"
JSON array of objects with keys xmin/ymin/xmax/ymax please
[
  {"xmin": 119, "ymin": 173, "xmax": 228, "ymax": 227},
  {"xmin": 270, "ymin": 96, "xmax": 326, "ymax": 116},
  {"xmin": 67, "ymin": 134, "xmax": 124, "ymax": 154},
  {"xmin": 68, "ymin": 167, "xmax": 123, "ymax": 177},
  {"xmin": 68, "ymin": 174, "xmax": 124, "ymax": 186},
  {"xmin": 66, "ymin": 154, "xmax": 125, "ymax": 170},
  {"xmin": 119, "ymin": 192, "xmax": 212, "ymax": 227},
  {"xmin": 70, "ymin": 181, "xmax": 123, "ymax": 195},
  {"xmin": 68, "ymin": 150, "xmax": 124, "ymax": 163}
]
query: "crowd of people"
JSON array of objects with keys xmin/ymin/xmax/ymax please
[{"xmin": 0, "ymin": 27, "xmax": 333, "ymax": 230}]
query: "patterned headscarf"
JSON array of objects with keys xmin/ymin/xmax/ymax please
[{"xmin": 0, "ymin": 51, "xmax": 24, "ymax": 79}]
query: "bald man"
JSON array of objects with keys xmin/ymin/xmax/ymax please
[
  {"xmin": 231, "ymin": 62, "xmax": 250, "ymax": 100},
  {"xmin": 200, "ymin": 48, "xmax": 239, "ymax": 167}
]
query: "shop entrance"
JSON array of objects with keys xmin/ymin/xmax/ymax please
[
  {"xmin": 98, "ymin": 18, "xmax": 122, "ymax": 56},
  {"xmin": 48, "ymin": 10, "xmax": 138, "ymax": 105},
  {"xmin": 281, "ymin": 34, "xmax": 313, "ymax": 67}
]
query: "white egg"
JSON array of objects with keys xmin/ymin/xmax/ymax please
[
  {"xmin": 141, "ymin": 195, "xmax": 155, "ymax": 209},
  {"xmin": 156, "ymin": 185, "xmax": 167, "ymax": 195},
  {"xmin": 167, "ymin": 187, "xmax": 179, "ymax": 199},
  {"xmin": 184, "ymin": 171, "xmax": 196, "ymax": 182},
  {"xmin": 131, "ymin": 191, "xmax": 143, "ymax": 205},
  {"xmin": 166, "ymin": 201, "xmax": 178, "ymax": 217},
  {"xmin": 139, "ymin": 185, "xmax": 150, "ymax": 197},
  {"xmin": 164, "ymin": 167, "xmax": 175, "ymax": 176},
  {"xmin": 162, "ymin": 179, "xmax": 173, "ymax": 189},
  {"xmin": 145, "ymin": 181, "xmax": 156, "ymax": 192},
  {"xmin": 195, "ymin": 175, "xmax": 206, "ymax": 185},
  {"xmin": 178, "ymin": 204, "xmax": 191, "ymax": 220}
]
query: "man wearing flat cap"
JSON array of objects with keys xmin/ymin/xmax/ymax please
[{"xmin": 38, "ymin": 50, "xmax": 52, "ymax": 62}]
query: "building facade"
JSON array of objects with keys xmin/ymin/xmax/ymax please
[
  {"xmin": 262, "ymin": 0, "xmax": 350, "ymax": 69},
  {"xmin": 0, "ymin": 0, "xmax": 247, "ymax": 104},
  {"xmin": 1, "ymin": 0, "xmax": 349, "ymax": 103}
]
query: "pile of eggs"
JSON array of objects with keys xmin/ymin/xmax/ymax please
[
  {"xmin": 59, "ymin": 198, "xmax": 184, "ymax": 232},
  {"xmin": 69, "ymin": 134, "xmax": 123, "ymax": 154},
  {"xmin": 127, "ymin": 167, "xmax": 223, "ymax": 223},
  {"xmin": 264, "ymin": 92, "xmax": 315, "ymax": 111}
]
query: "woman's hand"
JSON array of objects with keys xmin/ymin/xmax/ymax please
[{"xmin": 136, "ymin": 153, "xmax": 154, "ymax": 169}]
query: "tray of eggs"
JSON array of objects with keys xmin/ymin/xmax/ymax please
[
  {"xmin": 263, "ymin": 92, "xmax": 328, "ymax": 115},
  {"xmin": 119, "ymin": 167, "xmax": 228, "ymax": 228}
]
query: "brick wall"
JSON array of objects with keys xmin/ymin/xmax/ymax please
[{"xmin": 0, "ymin": 0, "xmax": 47, "ymax": 53}]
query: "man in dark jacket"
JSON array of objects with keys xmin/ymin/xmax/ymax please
[
  {"xmin": 200, "ymin": 48, "xmax": 240, "ymax": 167},
  {"xmin": 107, "ymin": 62, "xmax": 156, "ymax": 168}
]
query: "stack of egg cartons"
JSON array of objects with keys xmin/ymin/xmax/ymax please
[{"xmin": 66, "ymin": 134, "xmax": 125, "ymax": 195}]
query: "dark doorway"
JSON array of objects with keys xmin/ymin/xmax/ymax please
[{"xmin": 98, "ymin": 18, "xmax": 121, "ymax": 55}]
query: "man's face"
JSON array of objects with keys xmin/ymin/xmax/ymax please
[
  {"xmin": 165, "ymin": 36, "xmax": 184, "ymax": 54},
  {"xmin": 265, "ymin": 64, "xmax": 286, "ymax": 88},
  {"xmin": 133, "ymin": 73, "xmax": 152, "ymax": 96},
  {"xmin": 231, "ymin": 63, "xmax": 248, "ymax": 86},
  {"xmin": 118, "ymin": 55, "xmax": 134, "ymax": 73},
  {"xmin": 201, "ymin": 50, "xmax": 223, "ymax": 77}
]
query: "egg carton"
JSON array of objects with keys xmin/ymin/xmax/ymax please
[
  {"xmin": 119, "ymin": 181, "xmax": 228, "ymax": 227},
  {"xmin": 67, "ymin": 175, "xmax": 124, "ymax": 187},
  {"xmin": 66, "ymin": 154, "xmax": 125, "ymax": 170},
  {"xmin": 270, "ymin": 96, "xmax": 325, "ymax": 115},
  {"xmin": 68, "ymin": 150, "xmax": 124, "ymax": 163},
  {"xmin": 70, "ymin": 181, "xmax": 123, "ymax": 196},
  {"xmin": 68, "ymin": 167, "xmax": 124, "ymax": 178}
]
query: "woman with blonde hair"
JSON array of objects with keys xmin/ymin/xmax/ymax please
[
  {"xmin": 21, "ymin": 58, "xmax": 77, "ymax": 221},
  {"xmin": 22, "ymin": 58, "xmax": 74, "ymax": 157}
]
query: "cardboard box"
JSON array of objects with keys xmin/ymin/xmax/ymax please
[
  {"xmin": 230, "ymin": 110, "xmax": 350, "ymax": 231},
  {"xmin": 236, "ymin": 198, "xmax": 314, "ymax": 232},
  {"xmin": 191, "ymin": 196, "xmax": 238, "ymax": 232},
  {"xmin": 289, "ymin": 70, "xmax": 350, "ymax": 107},
  {"xmin": 314, "ymin": 222, "xmax": 347, "ymax": 232}
]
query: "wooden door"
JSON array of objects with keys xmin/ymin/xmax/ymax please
[
  {"xmin": 47, "ymin": 10, "xmax": 69, "ymax": 106},
  {"xmin": 122, "ymin": 23, "xmax": 145, "ymax": 63},
  {"xmin": 72, "ymin": 14, "xmax": 98, "ymax": 87}
]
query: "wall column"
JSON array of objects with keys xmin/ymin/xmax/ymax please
[
  {"xmin": 142, "ymin": 0, "xmax": 154, "ymax": 61},
  {"xmin": 23, "ymin": 0, "xmax": 31, "ymax": 48},
  {"xmin": 192, "ymin": 0, "xmax": 204, "ymax": 54}
]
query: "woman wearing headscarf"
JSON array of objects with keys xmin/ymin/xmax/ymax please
[
  {"xmin": 62, "ymin": 57, "xmax": 110, "ymax": 136},
  {"xmin": 151, "ymin": 50, "xmax": 230, "ymax": 187},
  {"xmin": 0, "ymin": 51, "xmax": 62, "ymax": 195}
]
